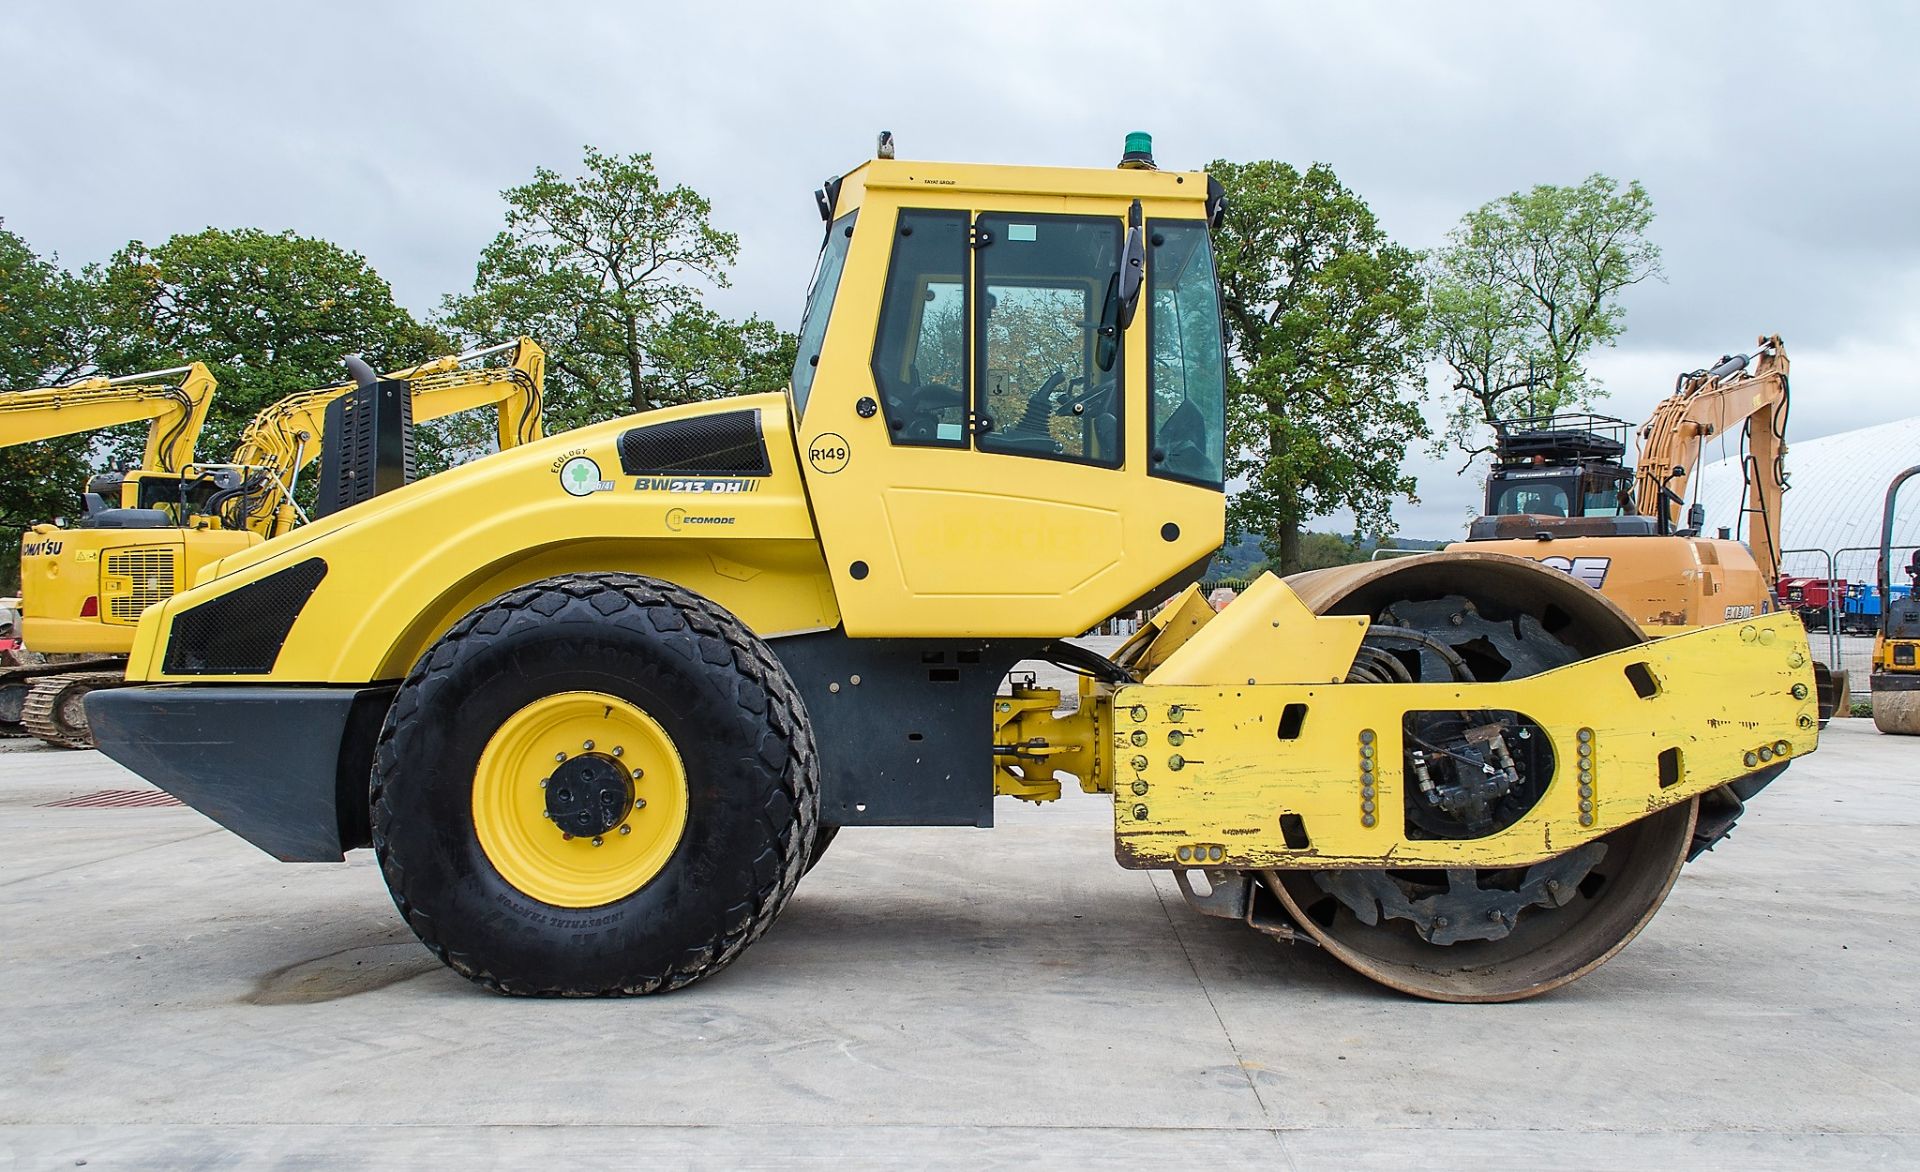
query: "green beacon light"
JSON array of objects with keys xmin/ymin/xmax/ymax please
[{"xmin": 1118, "ymin": 131, "xmax": 1156, "ymax": 170}]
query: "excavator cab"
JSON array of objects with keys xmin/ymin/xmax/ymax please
[{"xmin": 1470, "ymin": 415, "xmax": 1655, "ymax": 539}]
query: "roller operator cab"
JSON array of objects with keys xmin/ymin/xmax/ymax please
[{"xmin": 88, "ymin": 141, "xmax": 1819, "ymax": 1003}]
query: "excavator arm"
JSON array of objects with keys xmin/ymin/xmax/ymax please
[
  {"xmin": 227, "ymin": 338, "xmax": 546, "ymax": 536},
  {"xmin": 1632, "ymin": 335, "xmax": 1791, "ymax": 580},
  {"xmin": 0, "ymin": 363, "xmax": 216, "ymax": 474}
]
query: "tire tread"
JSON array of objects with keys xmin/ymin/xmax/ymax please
[{"xmin": 370, "ymin": 572, "xmax": 817, "ymax": 996}]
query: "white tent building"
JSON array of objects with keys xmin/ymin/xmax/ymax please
[{"xmin": 1692, "ymin": 414, "xmax": 1920, "ymax": 583}]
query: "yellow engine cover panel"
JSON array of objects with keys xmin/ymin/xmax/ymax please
[
  {"xmin": 126, "ymin": 395, "xmax": 838, "ymax": 685},
  {"xmin": 1449, "ymin": 534, "xmax": 1773, "ymax": 631},
  {"xmin": 1112, "ymin": 611, "xmax": 1817, "ymax": 870}
]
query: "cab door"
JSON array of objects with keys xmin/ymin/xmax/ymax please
[{"xmin": 796, "ymin": 201, "xmax": 1221, "ymax": 639}]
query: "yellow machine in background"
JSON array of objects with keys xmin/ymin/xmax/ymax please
[
  {"xmin": 1451, "ymin": 338, "xmax": 1837, "ymax": 719},
  {"xmin": 221, "ymin": 337, "xmax": 546, "ymax": 539},
  {"xmin": 89, "ymin": 139, "xmax": 1816, "ymax": 1004},
  {"xmin": 1870, "ymin": 465, "xmax": 1920, "ymax": 734},
  {"xmin": 0, "ymin": 361, "xmax": 217, "ymax": 485},
  {"xmin": 13, "ymin": 339, "xmax": 545, "ymax": 747},
  {"xmin": 0, "ymin": 363, "xmax": 232, "ymax": 736}
]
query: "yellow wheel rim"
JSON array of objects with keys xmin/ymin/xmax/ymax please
[{"xmin": 472, "ymin": 691, "xmax": 690, "ymax": 908}]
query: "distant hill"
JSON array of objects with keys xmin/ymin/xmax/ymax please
[{"xmin": 1204, "ymin": 531, "xmax": 1448, "ymax": 584}]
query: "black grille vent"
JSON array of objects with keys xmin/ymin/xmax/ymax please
[
  {"xmin": 618, "ymin": 409, "xmax": 770, "ymax": 476},
  {"xmin": 163, "ymin": 558, "xmax": 327, "ymax": 676}
]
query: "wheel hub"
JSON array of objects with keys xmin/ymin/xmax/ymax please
[
  {"xmin": 471, "ymin": 691, "xmax": 690, "ymax": 908},
  {"xmin": 544, "ymin": 754, "xmax": 634, "ymax": 838}
]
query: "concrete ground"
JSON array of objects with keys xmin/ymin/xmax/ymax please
[{"xmin": 0, "ymin": 718, "xmax": 1915, "ymax": 1169}]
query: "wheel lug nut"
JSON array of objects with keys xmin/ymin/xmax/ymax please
[
  {"xmin": 562, "ymin": 832, "xmax": 572, "ymax": 840},
  {"xmin": 612, "ymin": 746, "xmax": 624, "ymax": 758},
  {"xmin": 538, "ymin": 778, "xmax": 547, "ymax": 788},
  {"xmin": 584, "ymin": 740, "xmax": 595, "ymax": 751},
  {"xmin": 592, "ymin": 836, "xmax": 603, "ymax": 847},
  {"xmin": 634, "ymin": 798, "xmax": 647, "ymax": 810},
  {"xmin": 619, "ymin": 824, "xmax": 631, "ymax": 835},
  {"xmin": 554, "ymin": 752, "xmax": 566, "ymax": 763}
]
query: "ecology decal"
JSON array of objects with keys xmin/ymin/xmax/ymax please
[{"xmin": 559, "ymin": 455, "xmax": 615, "ymax": 496}]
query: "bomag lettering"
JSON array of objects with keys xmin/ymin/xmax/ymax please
[{"xmin": 632, "ymin": 477, "xmax": 759, "ymax": 493}]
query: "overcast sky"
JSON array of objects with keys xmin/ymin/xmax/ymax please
[{"xmin": 5, "ymin": 1, "xmax": 1915, "ymax": 538}]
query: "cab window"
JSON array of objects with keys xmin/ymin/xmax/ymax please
[
  {"xmin": 1146, "ymin": 221, "xmax": 1226, "ymax": 486},
  {"xmin": 1581, "ymin": 471, "xmax": 1631, "ymax": 517},
  {"xmin": 975, "ymin": 213, "xmax": 1121, "ymax": 466},
  {"xmin": 135, "ymin": 475, "xmax": 218, "ymax": 520},
  {"xmin": 1495, "ymin": 481, "xmax": 1571, "ymax": 517},
  {"xmin": 791, "ymin": 210, "xmax": 857, "ymax": 417},
  {"xmin": 871, "ymin": 209, "xmax": 968, "ymax": 446}
]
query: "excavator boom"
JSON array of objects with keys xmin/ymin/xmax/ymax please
[
  {"xmin": 227, "ymin": 338, "xmax": 545, "ymax": 536},
  {"xmin": 1633, "ymin": 335, "xmax": 1791, "ymax": 580},
  {"xmin": 0, "ymin": 363, "xmax": 217, "ymax": 474}
]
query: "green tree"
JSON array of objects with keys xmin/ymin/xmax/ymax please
[
  {"xmin": 0, "ymin": 222, "xmax": 106, "ymax": 586},
  {"xmin": 442, "ymin": 146, "xmax": 793, "ymax": 431},
  {"xmin": 96, "ymin": 227, "xmax": 444, "ymax": 461},
  {"xmin": 1427, "ymin": 174, "xmax": 1662, "ymax": 456},
  {"xmin": 1210, "ymin": 160, "xmax": 1430, "ymax": 575}
]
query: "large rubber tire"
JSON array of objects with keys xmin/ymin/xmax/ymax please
[{"xmin": 372, "ymin": 573, "xmax": 818, "ymax": 995}]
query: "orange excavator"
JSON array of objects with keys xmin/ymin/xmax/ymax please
[{"xmin": 1451, "ymin": 336, "xmax": 1832, "ymax": 713}]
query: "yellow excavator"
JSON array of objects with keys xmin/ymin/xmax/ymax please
[
  {"xmin": 1451, "ymin": 338, "xmax": 1829, "ymax": 710},
  {"xmin": 0, "ymin": 363, "xmax": 235, "ymax": 736},
  {"xmin": 13, "ymin": 339, "xmax": 545, "ymax": 747},
  {"xmin": 89, "ymin": 138, "xmax": 1816, "ymax": 1003},
  {"xmin": 217, "ymin": 337, "xmax": 547, "ymax": 539}
]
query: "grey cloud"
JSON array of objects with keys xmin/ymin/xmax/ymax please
[{"xmin": 4, "ymin": 0, "xmax": 1912, "ymax": 541}]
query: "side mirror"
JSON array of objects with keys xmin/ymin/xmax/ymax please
[
  {"xmin": 1683, "ymin": 502, "xmax": 1706, "ymax": 535},
  {"xmin": 1095, "ymin": 201, "xmax": 1148, "ymax": 373},
  {"xmin": 1117, "ymin": 200, "xmax": 1146, "ymax": 329}
]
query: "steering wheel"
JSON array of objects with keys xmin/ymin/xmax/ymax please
[
  {"xmin": 908, "ymin": 383, "xmax": 962, "ymax": 413},
  {"xmin": 884, "ymin": 382, "xmax": 963, "ymax": 441}
]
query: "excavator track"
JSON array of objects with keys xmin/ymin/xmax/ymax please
[
  {"xmin": 1, "ymin": 656, "xmax": 124, "ymax": 738},
  {"xmin": 22, "ymin": 671, "xmax": 125, "ymax": 750}
]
